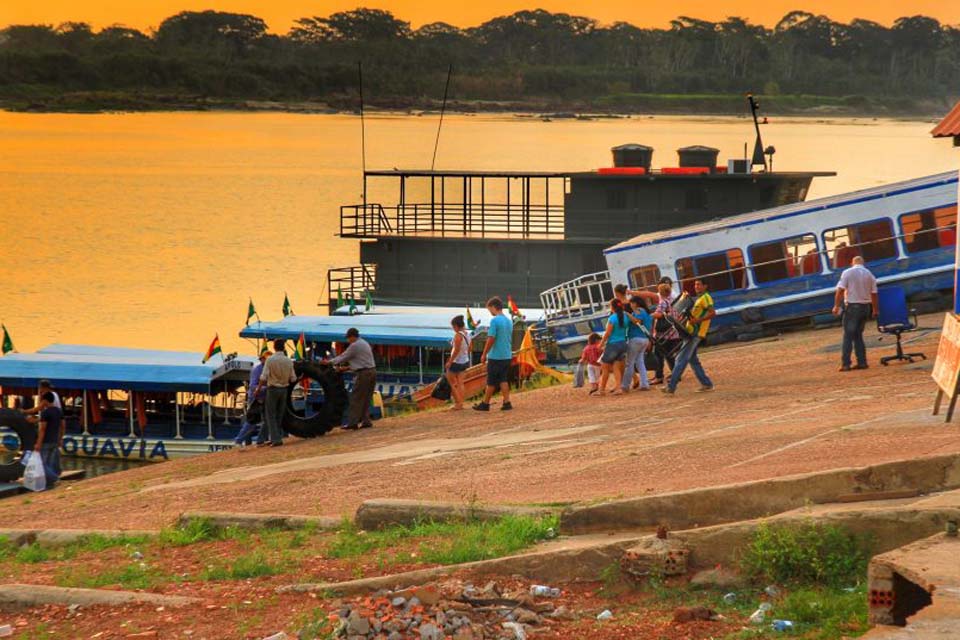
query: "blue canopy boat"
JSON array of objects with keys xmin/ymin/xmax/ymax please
[{"xmin": 0, "ymin": 345, "xmax": 255, "ymax": 461}]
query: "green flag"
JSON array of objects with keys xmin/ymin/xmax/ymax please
[
  {"xmin": 348, "ymin": 297, "xmax": 357, "ymax": 315},
  {"xmin": 1, "ymin": 324, "xmax": 13, "ymax": 355},
  {"xmin": 246, "ymin": 299, "xmax": 257, "ymax": 326},
  {"xmin": 465, "ymin": 307, "xmax": 477, "ymax": 331},
  {"xmin": 364, "ymin": 289, "xmax": 373, "ymax": 312},
  {"xmin": 282, "ymin": 293, "xmax": 294, "ymax": 317},
  {"xmin": 337, "ymin": 288, "xmax": 344, "ymax": 309}
]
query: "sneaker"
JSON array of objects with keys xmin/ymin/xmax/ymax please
[
  {"xmin": 501, "ymin": 402, "xmax": 513, "ymax": 411},
  {"xmin": 660, "ymin": 386, "xmax": 675, "ymax": 394},
  {"xmin": 853, "ymin": 364, "xmax": 869, "ymax": 370},
  {"xmin": 359, "ymin": 422, "xmax": 373, "ymax": 429},
  {"xmin": 342, "ymin": 424, "xmax": 359, "ymax": 431},
  {"xmin": 651, "ymin": 378, "xmax": 664, "ymax": 385},
  {"xmin": 696, "ymin": 385, "xmax": 714, "ymax": 393},
  {"xmin": 473, "ymin": 402, "xmax": 490, "ymax": 412},
  {"xmin": 838, "ymin": 365, "xmax": 851, "ymax": 372}
]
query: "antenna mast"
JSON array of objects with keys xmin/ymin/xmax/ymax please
[
  {"xmin": 747, "ymin": 94, "xmax": 767, "ymax": 172},
  {"xmin": 359, "ymin": 61, "xmax": 367, "ymax": 201},
  {"xmin": 431, "ymin": 65, "xmax": 453, "ymax": 171}
]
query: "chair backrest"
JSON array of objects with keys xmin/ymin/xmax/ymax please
[{"xmin": 877, "ymin": 286, "xmax": 910, "ymax": 329}]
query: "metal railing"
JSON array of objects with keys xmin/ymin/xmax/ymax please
[
  {"xmin": 340, "ymin": 202, "xmax": 565, "ymax": 239},
  {"xmin": 540, "ymin": 271, "xmax": 614, "ymax": 324},
  {"xmin": 327, "ymin": 265, "xmax": 376, "ymax": 310}
]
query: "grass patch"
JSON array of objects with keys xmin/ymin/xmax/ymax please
[
  {"xmin": 14, "ymin": 543, "xmax": 50, "ymax": 564},
  {"xmin": 158, "ymin": 517, "xmax": 220, "ymax": 546},
  {"xmin": 772, "ymin": 586, "xmax": 869, "ymax": 639},
  {"xmin": 57, "ymin": 561, "xmax": 172, "ymax": 590},
  {"xmin": 327, "ymin": 514, "xmax": 559, "ymax": 565},
  {"xmin": 740, "ymin": 521, "xmax": 870, "ymax": 588},
  {"xmin": 200, "ymin": 552, "xmax": 282, "ymax": 581}
]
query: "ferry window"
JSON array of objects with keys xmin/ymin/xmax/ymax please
[
  {"xmin": 606, "ymin": 188, "xmax": 627, "ymax": 209},
  {"xmin": 685, "ymin": 188, "xmax": 708, "ymax": 210},
  {"xmin": 823, "ymin": 219, "xmax": 896, "ymax": 268},
  {"xmin": 675, "ymin": 249, "xmax": 747, "ymax": 294},
  {"xmin": 900, "ymin": 205, "xmax": 957, "ymax": 254},
  {"xmin": 497, "ymin": 250, "xmax": 518, "ymax": 273},
  {"xmin": 749, "ymin": 234, "xmax": 820, "ymax": 284},
  {"xmin": 628, "ymin": 265, "xmax": 662, "ymax": 291}
]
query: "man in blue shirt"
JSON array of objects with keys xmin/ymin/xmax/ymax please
[
  {"xmin": 234, "ymin": 351, "xmax": 269, "ymax": 447},
  {"xmin": 474, "ymin": 296, "xmax": 514, "ymax": 411}
]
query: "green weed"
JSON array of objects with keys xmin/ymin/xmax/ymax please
[
  {"xmin": 14, "ymin": 543, "xmax": 49, "ymax": 564},
  {"xmin": 158, "ymin": 517, "xmax": 219, "ymax": 546},
  {"xmin": 57, "ymin": 562, "xmax": 169, "ymax": 590},
  {"xmin": 200, "ymin": 552, "xmax": 281, "ymax": 580},
  {"xmin": 294, "ymin": 607, "xmax": 336, "ymax": 640},
  {"xmin": 740, "ymin": 521, "xmax": 870, "ymax": 587}
]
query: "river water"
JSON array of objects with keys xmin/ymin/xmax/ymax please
[{"xmin": 0, "ymin": 112, "xmax": 956, "ymax": 355}]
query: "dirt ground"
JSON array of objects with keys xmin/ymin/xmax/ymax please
[{"xmin": 2, "ymin": 315, "xmax": 955, "ymax": 531}]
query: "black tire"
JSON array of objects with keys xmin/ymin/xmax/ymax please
[
  {"xmin": 281, "ymin": 361, "xmax": 349, "ymax": 438},
  {"xmin": 0, "ymin": 408, "xmax": 34, "ymax": 482}
]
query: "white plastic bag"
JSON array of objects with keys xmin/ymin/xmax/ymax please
[{"xmin": 22, "ymin": 450, "xmax": 46, "ymax": 492}]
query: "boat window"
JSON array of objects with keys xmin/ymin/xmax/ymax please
[
  {"xmin": 675, "ymin": 249, "xmax": 747, "ymax": 294},
  {"xmin": 823, "ymin": 219, "xmax": 897, "ymax": 268},
  {"xmin": 900, "ymin": 205, "xmax": 957, "ymax": 254},
  {"xmin": 606, "ymin": 188, "xmax": 627, "ymax": 210},
  {"xmin": 628, "ymin": 264, "xmax": 662, "ymax": 291},
  {"xmin": 497, "ymin": 250, "xmax": 518, "ymax": 273},
  {"xmin": 749, "ymin": 234, "xmax": 820, "ymax": 284}
]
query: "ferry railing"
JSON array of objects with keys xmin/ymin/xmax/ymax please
[
  {"xmin": 540, "ymin": 271, "xmax": 613, "ymax": 324},
  {"xmin": 340, "ymin": 202, "xmax": 565, "ymax": 239},
  {"xmin": 327, "ymin": 264, "xmax": 377, "ymax": 307}
]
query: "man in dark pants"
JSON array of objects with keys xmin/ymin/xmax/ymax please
[
  {"xmin": 34, "ymin": 391, "xmax": 63, "ymax": 488},
  {"xmin": 256, "ymin": 339, "xmax": 296, "ymax": 447},
  {"xmin": 325, "ymin": 328, "xmax": 377, "ymax": 429},
  {"xmin": 832, "ymin": 256, "xmax": 878, "ymax": 371}
]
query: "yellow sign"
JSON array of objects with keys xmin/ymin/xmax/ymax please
[{"xmin": 932, "ymin": 313, "xmax": 960, "ymax": 422}]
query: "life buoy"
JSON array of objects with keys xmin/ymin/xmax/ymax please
[{"xmin": 0, "ymin": 408, "xmax": 35, "ymax": 482}]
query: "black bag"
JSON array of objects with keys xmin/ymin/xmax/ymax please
[{"xmin": 431, "ymin": 376, "xmax": 452, "ymax": 400}]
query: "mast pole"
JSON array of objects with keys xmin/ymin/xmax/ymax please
[{"xmin": 431, "ymin": 64, "xmax": 453, "ymax": 171}]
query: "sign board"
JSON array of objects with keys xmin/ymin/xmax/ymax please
[{"xmin": 932, "ymin": 312, "xmax": 960, "ymax": 421}]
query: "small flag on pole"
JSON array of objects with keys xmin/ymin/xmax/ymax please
[
  {"xmin": 337, "ymin": 288, "xmax": 344, "ymax": 309},
  {"xmin": 507, "ymin": 295, "xmax": 521, "ymax": 319},
  {"xmin": 364, "ymin": 289, "xmax": 373, "ymax": 312},
  {"xmin": 246, "ymin": 299, "xmax": 258, "ymax": 326},
  {"xmin": 282, "ymin": 293, "xmax": 294, "ymax": 317},
  {"xmin": 293, "ymin": 332, "xmax": 306, "ymax": 361},
  {"xmin": 202, "ymin": 334, "xmax": 222, "ymax": 363},
  {"xmin": 349, "ymin": 297, "xmax": 357, "ymax": 315},
  {"xmin": 1, "ymin": 324, "xmax": 14, "ymax": 355},
  {"xmin": 259, "ymin": 339, "xmax": 270, "ymax": 357},
  {"xmin": 465, "ymin": 307, "xmax": 477, "ymax": 331}
]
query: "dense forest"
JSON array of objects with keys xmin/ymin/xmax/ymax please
[{"xmin": 1, "ymin": 7, "xmax": 959, "ymax": 113}]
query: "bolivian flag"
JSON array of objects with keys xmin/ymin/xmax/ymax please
[
  {"xmin": 259, "ymin": 339, "xmax": 270, "ymax": 357},
  {"xmin": 465, "ymin": 307, "xmax": 477, "ymax": 331},
  {"xmin": 202, "ymin": 334, "xmax": 222, "ymax": 363},
  {"xmin": 293, "ymin": 332, "xmax": 306, "ymax": 361},
  {"xmin": 507, "ymin": 295, "xmax": 521, "ymax": 319}
]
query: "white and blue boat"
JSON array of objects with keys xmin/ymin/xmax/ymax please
[
  {"xmin": 542, "ymin": 171, "xmax": 958, "ymax": 359},
  {"xmin": 0, "ymin": 345, "xmax": 255, "ymax": 461}
]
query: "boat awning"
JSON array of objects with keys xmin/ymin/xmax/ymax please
[
  {"xmin": 932, "ymin": 100, "xmax": 960, "ymax": 139},
  {"xmin": 0, "ymin": 345, "xmax": 255, "ymax": 392},
  {"xmin": 241, "ymin": 307, "xmax": 544, "ymax": 349}
]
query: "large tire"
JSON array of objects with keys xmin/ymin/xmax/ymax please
[
  {"xmin": 0, "ymin": 408, "xmax": 34, "ymax": 482},
  {"xmin": 282, "ymin": 361, "xmax": 349, "ymax": 438}
]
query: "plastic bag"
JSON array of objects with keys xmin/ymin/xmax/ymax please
[
  {"xmin": 573, "ymin": 362, "xmax": 585, "ymax": 388},
  {"xmin": 22, "ymin": 450, "xmax": 46, "ymax": 492}
]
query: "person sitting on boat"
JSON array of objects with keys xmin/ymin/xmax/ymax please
[
  {"xmin": 234, "ymin": 350, "xmax": 269, "ymax": 448},
  {"xmin": 256, "ymin": 339, "xmax": 297, "ymax": 447},
  {"xmin": 445, "ymin": 315, "xmax": 471, "ymax": 411},
  {"xmin": 662, "ymin": 279, "xmax": 715, "ymax": 395},
  {"xmin": 833, "ymin": 242, "xmax": 860, "ymax": 270},
  {"xmin": 832, "ymin": 255, "xmax": 878, "ymax": 372},
  {"xmin": 324, "ymin": 328, "xmax": 377, "ymax": 429},
  {"xmin": 31, "ymin": 391, "xmax": 63, "ymax": 489},
  {"xmin": 474, "ymin": 297, "xmax": 514, "ymax": 412},
  {"xmin": 801, "ymin": 247, "xmax": 821, "ymax": 275}
]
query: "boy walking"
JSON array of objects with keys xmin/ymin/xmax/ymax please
[
  {"xmin": 662, "ymin": 279, "xmax": 715, "ymax": 394},
  {"xmin": 474, "ymin": 297, "xmax": 514, "ymax": 411}
]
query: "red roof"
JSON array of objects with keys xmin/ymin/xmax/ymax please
[{"xmin": 932, "ymin": 100, "xmax": 960, "ymax": 137}]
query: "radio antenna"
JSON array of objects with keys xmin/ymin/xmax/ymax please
[
  {"xmin": 747, "ymin": 94, "xmax": 767, "ymax": 171},
  {"xmin": 431, "ymin": 64, "xmax": 453, "ymax": 171},
  {"xmin": 358, "ymin": 61, "xmax": 367, "ymax": 201}
]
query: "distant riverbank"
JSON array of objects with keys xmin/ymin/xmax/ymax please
[{"xmin": 0, "ymin": 91, "xmax": 952, "ymax": 119}]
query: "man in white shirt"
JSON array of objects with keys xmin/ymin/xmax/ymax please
[
  {"xmin": 832, "ymin": 256, "xmax": 878, "ymax": 372},
  {"xmin": 23, "ymin": 380, "xmax": 62, "ymax": 422}
]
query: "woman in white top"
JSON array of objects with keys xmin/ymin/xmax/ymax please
[{"xmin": 445, "ymin": 315, "xmax": 471, "ymax": 410}]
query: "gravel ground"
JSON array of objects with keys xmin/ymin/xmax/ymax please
[{"xmin": 1, "ymin": 317, "xmax": 954, "ymax": 531}]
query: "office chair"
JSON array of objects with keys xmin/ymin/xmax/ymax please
[{"xmin": 876, "ymin": 286, "xmax": 926, "ymax": 366}]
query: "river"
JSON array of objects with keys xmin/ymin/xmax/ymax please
[{"xmin": 0, "ymin": 111, "xmax": 956, "ymax": 354}]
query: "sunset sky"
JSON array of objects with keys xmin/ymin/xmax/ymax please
[{"xmin": 2, "ymin": 1, "xmax": 959, "ymax": 32}]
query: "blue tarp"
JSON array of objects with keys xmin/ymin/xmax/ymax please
[{"xmin": 0, "ymin": 345, "xmax": 255, "ymax": 392}]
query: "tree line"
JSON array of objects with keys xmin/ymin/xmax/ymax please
[{"xmin": 0, "ymin": 8, "xmax": 958, "ymax": 109}]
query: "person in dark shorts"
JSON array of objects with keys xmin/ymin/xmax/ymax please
[
  {"xmin": 474, "ymin": 297, "xmax": 514, "ymax": 411},
  {"xmin": 445, "ymin": 315, "xmax": 471, "ymax": 410}
]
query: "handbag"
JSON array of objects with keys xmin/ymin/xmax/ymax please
[
  {"xmin": 431, "ymin": 375, "xmax": 452, "ymax": 400},
  {"xmin": 22, "ymin": 450, "xmax": 46, "ymax": 492}
]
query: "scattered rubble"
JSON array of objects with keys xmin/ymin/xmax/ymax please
[
  {"xmin": 620, "ymin": 535, "xmax": 690, "ymax": 583},
  {"xmin": 328, "ymin": 579, "xmax": 574, "ymax": 639}
]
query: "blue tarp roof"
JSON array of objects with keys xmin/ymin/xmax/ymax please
[
  {"xmin": 0, "ymin": 344, "xmax": 255, "ymax": 392},
  {"xmin": 241, "ymin": 316, "xmax": 456, "ymax": 348}
]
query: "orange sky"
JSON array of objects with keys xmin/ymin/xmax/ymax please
[{"xmin": 2, "ymin": 1, "xmax": 959, "ymax": 32}]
